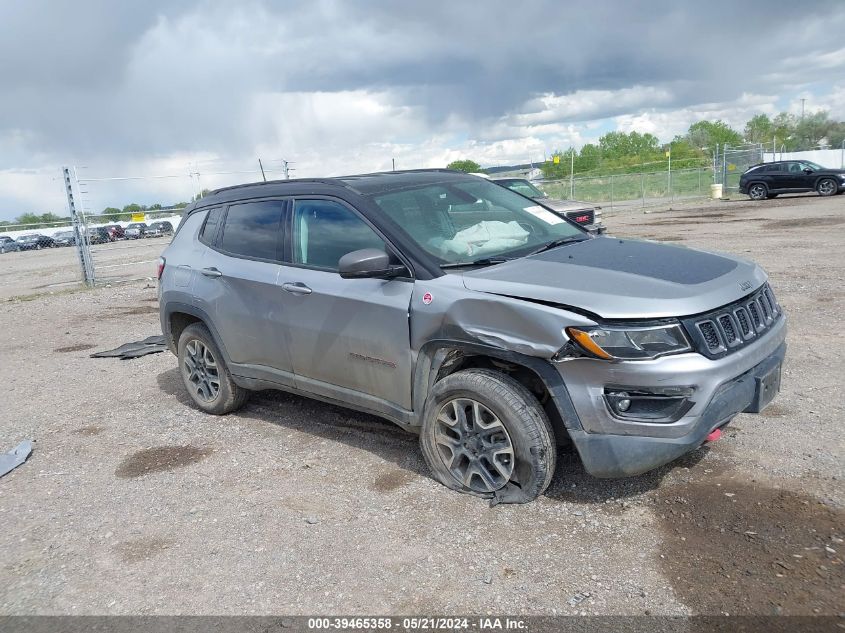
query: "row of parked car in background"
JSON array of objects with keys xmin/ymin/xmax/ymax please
[{"xmin": 0, "ymin": 220, "xmax": 174, "ymax": 253}]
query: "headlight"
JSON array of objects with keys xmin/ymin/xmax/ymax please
[{"xmin": 563, "ymin": 323, "xmax": 692, "ymax": 361}]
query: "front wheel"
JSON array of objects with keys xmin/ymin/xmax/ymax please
[
  {"xmin": 178, "ymin": 323, "xmax": 250, "ymax": 415},
  {"xmin": 817, "ymin": 178, "xmax": 838, "ymax": 197},
  {"xmin": 748, "ymin": 183, "xmax": 768, "ymax": 200},
  {"xmin": 420, "ymin": 369, "xmax": 556, "ymax": 503}
]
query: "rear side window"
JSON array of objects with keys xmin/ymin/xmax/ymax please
[
  {"xmin": 199, "ymin": 207, "xmax": 223, "ymax": 245},
  {"xmin": 220, "ymin": 200, "xmax": 285, "ymax": 261}
]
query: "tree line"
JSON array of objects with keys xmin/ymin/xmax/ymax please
[{"xmin": 446, "ymin": 110, "xmax": 845, "ymax": 179}]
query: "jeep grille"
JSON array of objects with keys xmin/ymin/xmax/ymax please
[{"xmin": 682, "ymin": 284, "xmax": 782, "ymax": 359}]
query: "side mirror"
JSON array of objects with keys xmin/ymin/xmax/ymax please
[
  {"xmin": 803, "ymin": 168, "xmax": 813, "ymax": 174},
  {"xmin": 338, "ymin": 248, "xmax": 406, "ymax": 279}
]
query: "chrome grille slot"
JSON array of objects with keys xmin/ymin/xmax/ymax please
[
  {"xmin": 734, "ymin": 307, "xmax": 753, "ymax": 339},
  {"xmin": 764, "ymin": 287, "xmax": 779, "ymax": 315},
  {"xmin": 758, "ymin": 295, "xmax": 772, "ymax": 323},
  {"xmin": 747, "ymin": 301, "xmax": 762, "ymax": 330},
  {"xmin": 717, "ymin": 314, "xmax": 739, "ymax": 346},
  {"xmin": 697, "ymin": 320, "xmax": 723, "ymax": 352}
]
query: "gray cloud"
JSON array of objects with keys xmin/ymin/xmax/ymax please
[{"xmin": 1, "ymin": 0, "xmax": 844, "ymax": 214}]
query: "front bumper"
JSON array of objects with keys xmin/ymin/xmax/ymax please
[{"xmin": 555, "ymin": 316, "xmax": 786, "ymax": 477}]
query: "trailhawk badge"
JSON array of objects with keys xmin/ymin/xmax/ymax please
[{"xmin": 422, "ymin": 291, "xmax": 433, "ymax": 305}]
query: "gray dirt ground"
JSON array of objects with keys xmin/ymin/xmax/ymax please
[{"xmin": 0, "ymin": 193, "xmax": 842, "ymax": 616}]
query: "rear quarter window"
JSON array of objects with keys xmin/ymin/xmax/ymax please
[{"xmin": 198, "ymin": 208, "xmax": 223, "ymax": 245}]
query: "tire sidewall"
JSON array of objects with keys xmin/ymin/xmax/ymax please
[
  {"xmin": 177, "ymin": 323, "xmax": 235, "ymax": 414},
  {"xmin": 420, "ymin": 370, "xmax": 555, "ymax": 501}
]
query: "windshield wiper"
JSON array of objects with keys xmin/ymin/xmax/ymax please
[
  {"xmin": 440, "ymin": 257, "xmax": 512, "ymax": 269},
  {"xmin": 527, "ymin": 236, "xmax": 586, "ymax": 256}
]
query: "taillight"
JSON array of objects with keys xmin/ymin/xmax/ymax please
[{"xmin": 157, "ymin": 257, "xmax": 166, "ymax": 280}]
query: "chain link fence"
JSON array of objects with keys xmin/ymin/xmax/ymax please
[
  {"xmin": 538, "ymin": 167, "xmax": 713, "ymax": 212},
  {"xmin": 717, "ymin": 144, "xmax": 765, "ymax": 194}
]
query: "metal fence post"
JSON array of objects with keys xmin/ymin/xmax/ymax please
[
  {"xmin": 62, "ymin": 166, "xmax": 95, "ymax": 286},
  {"xmin": 610, "ymin": 175, "xmax": 614, "ymax": 211},
  {"xmin": 641, "ymin": 171, "xmax": 645, "ymax": 209},
  {"xmin": 667, "ymin": 152, "xmax": 672, "ymax": 201}
]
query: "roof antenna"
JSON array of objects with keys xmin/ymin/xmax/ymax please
[{"xmin": 258, "ymin": 158, "xmax": 267, "ymax": 182}]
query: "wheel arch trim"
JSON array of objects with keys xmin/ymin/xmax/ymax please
[
  {"xmin": 162, "ymin": 302, "xmax": 233, "ymax": 366},
  {"xmin": 413, "ymin": 339, "xmax": 584, "ymax": 435}
]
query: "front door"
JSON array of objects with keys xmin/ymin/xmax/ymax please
[
  {"xmin": 782, "ymin": 162, "xmax": 808, "ymax": 190},
  {"xmin": 279, "ymin": 198, "xmax": 414, "ymax": 411}
]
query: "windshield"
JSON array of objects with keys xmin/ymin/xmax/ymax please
[
  {"xmin": 370, "ymin": 178, "xmax": 585, "ymax": 264},
  {"xmin": 56, "ymin": 232, "xmax": 74, "ymax": 238},
  {"xmin": 498, "ymin": 179, "xmax": 547, "ymax": 198}
]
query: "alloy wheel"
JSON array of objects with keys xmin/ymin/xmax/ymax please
[
  {"xmin": 183, "ymin": 339, "xmax": 221, "ymax": 403},
  {"xmin": 749, "ymin": 184, "xmax": 766, "ymax": 200},
  {"xmin": 818, "ymin": 179, "xmax": 836, "ymax": 196},
  {"xmin": 433, "ymin": 398, "xmax": 515, "ymax": 493}
]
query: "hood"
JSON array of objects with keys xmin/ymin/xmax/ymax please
[
  {"xmin": 541, "ymin": 198, "xmax": 594, "ymax": 213},
  {"xmin": 461, "ymin": 236, "xmax": 767, "ymax": 319}
]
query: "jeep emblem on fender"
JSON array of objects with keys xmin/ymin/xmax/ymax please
[{"xmin": 422, "ymin": 291, "xmax": 433, "ymax": 305}]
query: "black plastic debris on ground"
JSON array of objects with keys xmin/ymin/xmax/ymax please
[{"xmin": 91, "ymin": 335, "xmax": 167, "ymax": 360}]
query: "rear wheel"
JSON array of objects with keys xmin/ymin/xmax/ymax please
[
  {"xmin": 817, "ymin": 178, "xmax": 837, "ymax": 197},
  {"xmin": 420, "ymin": 369, "xmax": 556, "ymax": 503},
  {"xmin": 178, "ymin": 323, "xmax": 249, "ymax": 415},
  {"xmin": 748, "ymin": 183, "xmax": 768, "ymax": 200}
]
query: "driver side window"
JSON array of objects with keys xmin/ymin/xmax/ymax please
[{"xmin": 292, "ymin": 199, "xmax": 386, "ymax": 271}]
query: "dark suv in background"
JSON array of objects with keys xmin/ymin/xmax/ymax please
[{"xmin": 739, "ymin": 160, "xmax": 845, "ymax": 200}]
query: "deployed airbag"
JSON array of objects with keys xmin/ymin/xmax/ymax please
[{"xmin": 440, "ymin": 220, "xmax": 528, "ymax": 257}]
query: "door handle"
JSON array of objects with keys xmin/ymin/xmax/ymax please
[
  {"xmin": 282, "ymin": 282, "xmax": 312, "ymax": 295},
  {"xmin": 201, "ymin": 267, "xmax": 223, "ymax": 278}
]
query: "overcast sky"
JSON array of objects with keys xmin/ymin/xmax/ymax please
[{"xmin": 2, "ymin": 0, "xmax": 845, "ymax": 219}]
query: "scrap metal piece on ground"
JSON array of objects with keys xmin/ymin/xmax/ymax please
[
  {"xmin": 0, "ymin": 440, "xmax": 33, "ymax": 478},
  {"xmin": 91, "ymin": 335, "xmax": 167, "ymax": 360}
]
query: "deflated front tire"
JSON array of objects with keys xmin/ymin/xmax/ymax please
[{"xmin": 419, "ymin": 369, "xmax": 556, "ymax": 504}]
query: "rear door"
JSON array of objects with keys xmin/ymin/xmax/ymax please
[
  {"xmin": 278, "ymin": 197, "xmax": 415, "ymax": 410},
  {"xmin": 192, "ymin": 198, "xmax": 295, "ymax": 385}
]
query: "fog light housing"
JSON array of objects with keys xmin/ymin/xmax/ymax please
[{"xmin": 603, "ymin": 386, "xmax": 695, "ymax": 423}]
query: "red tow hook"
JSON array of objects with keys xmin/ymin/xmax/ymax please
[{"xmin": 705, "ymin": 428, "xmax": 722, "ymax": 442}]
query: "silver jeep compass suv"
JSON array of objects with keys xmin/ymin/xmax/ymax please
[{"xmin": 159, "ymin": 170, "xmax": 786, "ymax": 503}]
